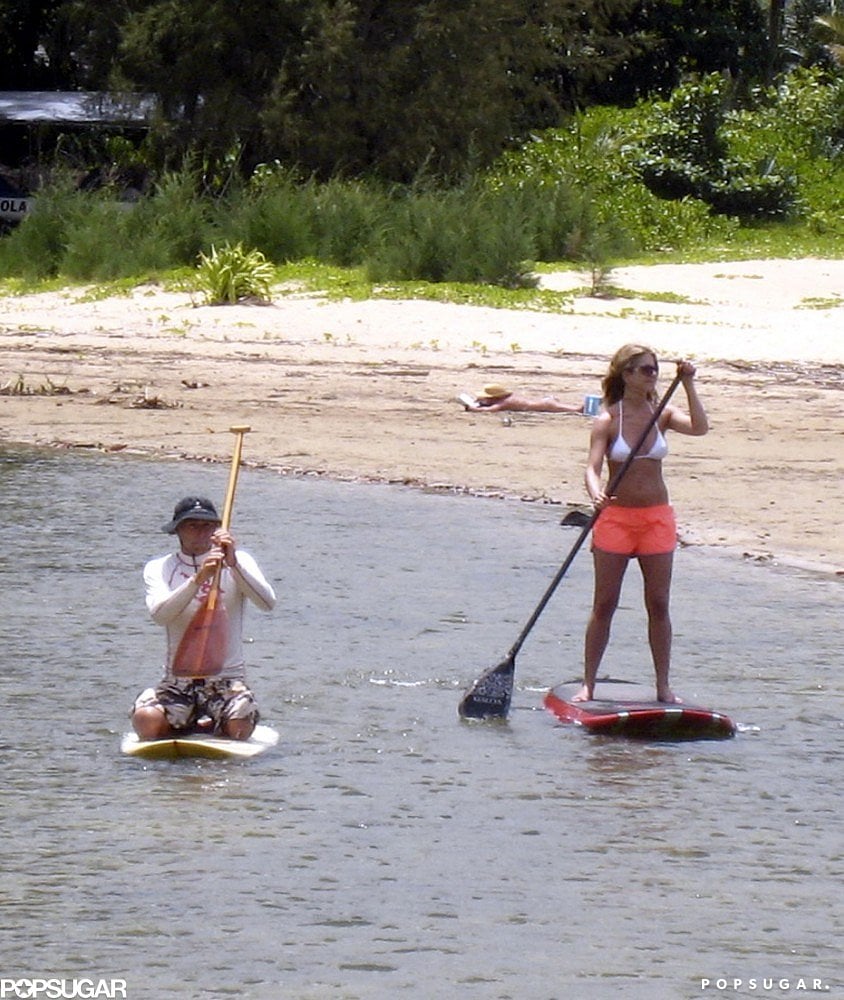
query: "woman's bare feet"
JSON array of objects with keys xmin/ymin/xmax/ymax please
[
  {"xmin": 571, "ymin": 684, "xmax": 593, "ymax": 703},
  {"xmin": 657, "ymin": 688, "xmax": 683, "ymax": 704}
]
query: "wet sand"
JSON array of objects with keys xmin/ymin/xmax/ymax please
[{"xmin": 1, "ymin": 258, "xmax": 842, "ymax": 575}]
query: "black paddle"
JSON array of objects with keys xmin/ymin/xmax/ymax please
[{"xmin": 458, "ymin": 371, "xmax": 684, "ymax": 720}]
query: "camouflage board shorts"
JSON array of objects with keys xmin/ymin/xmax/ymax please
[{"xmin": 131, "ymin": 677, "xmax": 259, "ymax": 734}]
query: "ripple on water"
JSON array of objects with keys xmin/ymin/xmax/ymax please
[{"xmin": 0, "ymin": 447, "xmax": 840, "ymax": 997}]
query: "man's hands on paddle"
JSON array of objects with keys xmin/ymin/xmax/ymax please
[{"xmin": 194, "ymin": 529, "xmax": 237, "ymax": 584}]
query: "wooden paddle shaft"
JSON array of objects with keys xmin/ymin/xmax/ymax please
[
  {"xmin": 172, "ymin": 425, "xmax": 251, "ymax": 677},
  {"xmin": 205, "ymin": 425, "xmax": 250, "ymax": 615},
  {"xmin": 220, "ymin": 425, "xmax": 251, "ymax": 529}
]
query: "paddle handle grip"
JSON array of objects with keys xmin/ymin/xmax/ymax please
[
  {"xmin": 220, "ymin": 425, "xmax": 251, "ymax": 529},
  {"xmin": 209, "ymin": 425, "xmax": 251, "ymax": 603},
  {"xmin": 209, "ymin": 425, "xmax": 250, "ymax": 600}
]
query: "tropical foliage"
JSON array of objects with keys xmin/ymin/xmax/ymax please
[
  {"xmin": 5, "ymin": 0, "xmax": 833, "ymax": 182},
  {"xmin": 2, "ymin": 65, "xmax": 842, "ymax": 289},
  {"xmin": 196, "ymin": 243, "xmax": 274, "ymax": 305},
  {"xmin": 1, "ymin": 1, "xmax": 842, "ymax": 290}
]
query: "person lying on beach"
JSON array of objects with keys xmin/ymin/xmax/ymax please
[{"xmin": 457, "ymin": 383, "xmax": 585, "ymax": 414}]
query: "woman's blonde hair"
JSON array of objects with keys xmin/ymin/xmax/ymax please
[{"xmin": 602, "ymin": 343, "xmax": 659, "ymax": 405}]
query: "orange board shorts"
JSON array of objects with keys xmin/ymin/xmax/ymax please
[{"xmin": 592, "ymin": 503, "xmax": 677, "ymax": 556}]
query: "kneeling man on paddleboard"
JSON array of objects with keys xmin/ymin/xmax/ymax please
[{"xmin": 130, "ymin": 495, "xmax": 276, "ymax": 741}]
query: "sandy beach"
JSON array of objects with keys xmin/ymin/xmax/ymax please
[{"xmin": 1, "ymin": 258, "xmax": 842, "ymax": 575}]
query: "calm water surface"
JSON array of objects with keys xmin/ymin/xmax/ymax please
[{"xmin": 0, "ymin": 447, "xmax": 840, "ymax": 1000}]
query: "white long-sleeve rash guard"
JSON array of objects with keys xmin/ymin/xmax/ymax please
[{"xmin": 144, "ymin": 548, "xmax": 276, "ymax": 680}]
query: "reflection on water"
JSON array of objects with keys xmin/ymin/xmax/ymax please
[{"xmin": 0, "ymin": 446, "xmax": 840, "ymax": 999}]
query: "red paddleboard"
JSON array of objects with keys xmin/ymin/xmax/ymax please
[{"xmin": 544, "ymin": 680, "xmax": 736, "ymax": 741}]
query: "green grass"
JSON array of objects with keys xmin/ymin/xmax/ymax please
[
  {"xmin": 2, "ymin": 226, "xmax": 841, "ymax": 318},
  {"xmin": 3, "ymin": 181, "xmax": 839, "ymax": 309},
  {"xmin": 6, "ymin": 67, "xmax": 841, "ymax": 293}
]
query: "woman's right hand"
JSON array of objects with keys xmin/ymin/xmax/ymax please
[{"xmin": 591, "ymin": 490, "xmax": 614, "ymax": 511}]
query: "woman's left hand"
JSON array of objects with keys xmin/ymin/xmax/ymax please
[{"xmin": 677, "ymin": 360, "xmax": 697, "ymax": 381}]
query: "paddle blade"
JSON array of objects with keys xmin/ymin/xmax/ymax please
[
  {"xmin": 458, "ymin": 656, "xmax": 515, "ymax": 719},
  {"xmin": 172, "ymin": 598, "xmax": 230, "ymax": 678}
]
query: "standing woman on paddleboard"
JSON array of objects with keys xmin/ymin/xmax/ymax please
[
  {"xmin": 574, "ymin": 345, "xmax": 708, "ymax": 705},
  {"xmin": 130, "ymin": 496, "xmax": 276, "ymax": 741}
]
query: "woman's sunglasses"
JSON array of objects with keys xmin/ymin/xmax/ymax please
[{"xmin": 628, "ymin": 363, "xmax": 659, "ymax": 376}]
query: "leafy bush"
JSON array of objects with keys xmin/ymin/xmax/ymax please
[
  {"xmin": 145, "ymin": 170, "xmax": 214, "ymax": 266},
  {"xmin": 633, "ymin": 75, "xmax": 799, "ymax": 220},
  {"xmin": 307, "ymin": 178, "xmax": 389, "ymax": 267},
  {"xmin": 195, "ymin": 242, "xmax": 275, "ymax": 304},
  {"xmin": 61, "ymin": 202, "xmax": 149, "ymax": 280},
  {"xmin": 2, "ymin": 68, "xmax": 843, "ymax": 288},
  {"xmin": 0, "ymin": 179, "xmax": 83, "ymax": 279},
  {"xmin": 219, "ymin": 167, "xmax": 315, "ymax": 262},
  {"xmin": 365, "ymin": 182, "xmax": 538, "ymax": 288},
  {"xmin": 488, "ymin": 107, "xmax": 737, "ymax": 254},
  {"xmin": 0, "ymin": 169, "xmax": 216, "ymax": 281},
  {"xmin": 215, "ymin": 166, "xmax": 389, "ymax": 268}
]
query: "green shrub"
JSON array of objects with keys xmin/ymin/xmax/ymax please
[
  {"xmin": 146, "ymin": 171, "xmax": 214, "ymax": 266},
  {"xmin": 221, "ymin": 167, "xmax": 315, "ymax": 262},
  {"xmin": 226, "ymin": 165, "xmax": 389, "ymax": 268},
  {"xmin": 488, "ymin": 107, "xmax": 737, "ymax": 255},
  {"xmin": 61, "ymin": 203, "xmax": 142, "ymax": 280},
  {"xmin": 634, "ymin": 75, "xmax": 800, "ymax": 220},
  {"xmin": 196, "ymin": 242, "xmax": 275, "ymax": 304},
  {"xmin": 602, "ymin": 184, "xmax": 737, "ymax": 252},
  {"xmin": 0, "ymin": 180, "xmax": 82, "ymax": 279},
  {"xmin": 365, "ymin": 184, "xmax": 537, "ymax": 288},
  {"xmin": 307, "ymin": 178, "xmax": 388, "ymax": 267},
  {"xmin": 3, "ymin": 71, "xmax": 843, "ymax": 290}
]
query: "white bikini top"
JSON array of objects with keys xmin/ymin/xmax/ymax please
[{"xmin": 608, "ymin": 401, "xmax": 668, "ymax": 462}]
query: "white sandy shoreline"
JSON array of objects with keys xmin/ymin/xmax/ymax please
[
  {"xmin": 2, "ymin": 257, "xmax": 843, "ymax": 363},
  {"xmin": 1, "ymin": 258, "xmax": 842, "ymax": 575}
]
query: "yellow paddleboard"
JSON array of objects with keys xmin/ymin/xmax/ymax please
[{"xmin": 120, "ymin": 724, "xmax": 279, "ymax": 760}]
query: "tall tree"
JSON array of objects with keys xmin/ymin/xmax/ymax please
[
  {"xmin": 603, "ymin": 0, "xmax": 769, "ymax": 100},
  {"xmin": 3, "ymin": 0, "xmax": 784, "ymax": 183},
  {"xmin": 114, "ymin": 0, "xmax": 305, "ymax": 166},
  {"xmin": 261, "ymin": 0, "xmax": 589, "ymax": 181}
]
